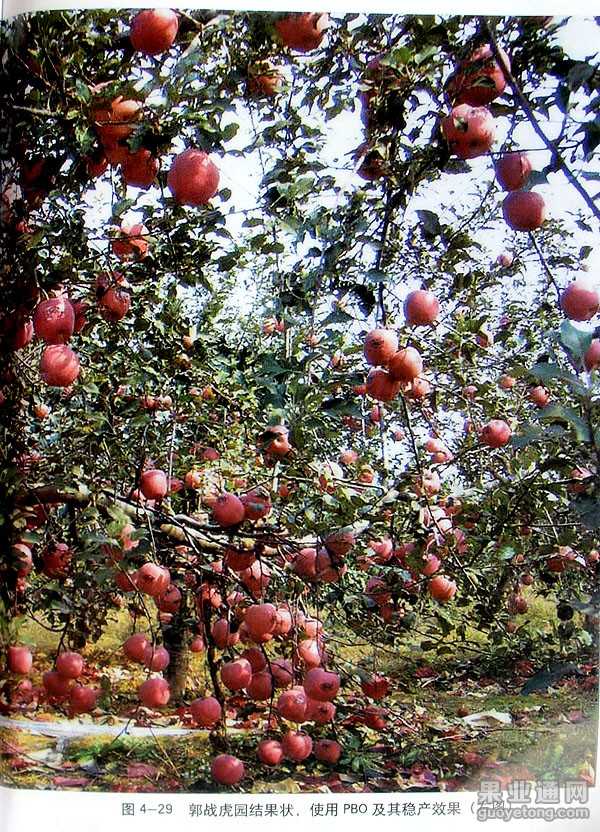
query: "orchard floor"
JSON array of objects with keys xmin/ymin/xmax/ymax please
[{"xmin": 1, "ymin": 604, "xmax": 597, "ymax": 793}]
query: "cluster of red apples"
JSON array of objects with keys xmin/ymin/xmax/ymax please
[
  {"xmin": 361, "ymin": 303, "xmax": 513, "ymax": 451},
  {"xmin": 356, "ymin": 39, "xmax": 550, "ymax": 234},
  {"xmin": 7, "ymin": 645, "xmax": 99, "ymax": 717},
  {"xmin": 440, "ymin": 44, "xmax": 548, "ymax": 234},
  {"xmin": 86, "ymin": 10, "xmax": 329, "ymax": 193}
]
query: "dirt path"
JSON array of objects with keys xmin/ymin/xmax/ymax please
[{"xmin": 0, "ymin": 714, "xmax": 197, "ymax": 739}]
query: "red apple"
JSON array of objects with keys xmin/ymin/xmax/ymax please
[
  {"xmin": 388, "ymin": 346, "xmax": 423, "ymax": 382},
  {"xmin": 190, "ymin": 635, "xmax": 205, "ymax": 653},
  {"xmin": 220, "ymin": 658, "xmax": 252, "ymax": 691},
  {"xmin": 442, "ymin": 104, "xmax": 495, "ymax": 159},
  {"xmin": 305, "ymin": 699, "xmax": 336, "ymax": 724},
  {"xmin": 99, "ymin": 285, "xmax": 131, "ymax": 322},
  {"xmin": 55, "ymin": 651, "xmax": 84, "ymax": 679},
  {"xmin": 139, "ymin": 469, "xmax": 168, "ymax": 501},
  {"xmin": 136, "ymin": 562, "xmax": 170, "ymax": 597},
  {"xmin": 560, "ymin": 280, "xmax": 599, "ymax": 322},
  {"xmin": 43, "ymin": 670, "xmax": 73, "ymax": 699},
  {"xmin": 481, "ymin": 419, "xmax": 512, "ymax": 448},
  {"xmin": 33, "ymin": 298, "xmax": 75, "ymax": 344},
  {"xmin": 143, "ymin": 645, "xmax": 170, "ymax": 672},
  {"xmin": 112, "ymin": 221, "xmax": 149, "ymax": 260},
  {"xmin": 123, "ymin": 633, "xmax": 150, "ymax": 663},
  {"xmin": 528, "ymin": 385, "xmax": 550, "ymax": 407},
  {"xmin": 42, "ymin": 542, "xmax": 72, "ymax": 578},
  {"xmin": 130, "ymin": 9, "xmax": 178, "ymax": 55},
  {"xmin": 428, "ymin": 575, "xmax": 457, "ymax": 603},
  {"xmin": 363, "ymin": 328, "xmax": 399, "ymax": 367},
  {"xmin": 248, "ymin": 62, "xmax": 284, "ymax": 97},
  {"xmin": 212, "ymin": 493, "xmax": 246, "ymax": 527},
  {"xmin": 190, "ymin": 696, "xmax": 222, "ymax": 727},
  {"xmin": 7, "ymin": 645, "xmax": 33, "ymax": 675},
  {"xmin": 584, "ymin": 339, "xmax": 600, "ymax": 371},
  {"xmin": 168, "ymin": 149, "xmax": 220, "ymax": 206},
  {"xmin": 156, "ymin": 584, "xmax": 181, "ymax": 614},
  {"xmin": 404, "ymin": 290, "xmax": 440, "ymax": 326},
  {"xmin": 365, "ymin": 368, "xmax": 401, "ymax": 402},
  {"xmin": 211, "ymin": 754, "xmax": 244, "ymax": 785},
  {"xmin": 246, "ymin": 670, "xmax": 273, "ymax": 700},
  {"xmin": 361, "ymin": 674, "xmax": 389, "ymax": 700},
  {"xmin": 275, "ymin": 13, "xmax": 328, "ymax": 52},
  {"xmin": 499, "ymin": 374, "xmax": 516, "ymax": 389},
  {"xmin": 13, "ymin": 543, "xmax": 33, "ymax": 577},
  {"xmin": 495, "ymin": 151, "xmax": 532, "ymax": 191},
  {"xmin": 314, "ymin": 739, "xmax": 342, "ymax": 764},
  {"xmin": 240, "ymin": 489, "xmax": 272, "ymax": 521},
  {"xmin": 324, "ymin": 530, "xmax": 355, "ymax": 557},
  {"xmin": 258, "ymin": 739, "xmax": 284, "ymax": 766},
  {"xmin": 244, "ymin": 603, "xmax": 278, "ymax": 639},
  {"xmin": 448, "ymin": 44, "xmax": 510, "ymax": 106},
  {"xmin": 303, "ymin": 667, "xmax": 340, "ymax": 702},
  {"xmin": 69, "ymin": 685, "xmax": 99, "ymax": 714},
  {"xmin": 497, "ymin": 252, "xmax": 514, "ymax": 268},
  {"xmin": 121, "ymin": 149, "xmax": 158, "ymax": 189},
  {"xmin": 184, "ymin": 469, "xmax": 202, "ymax": 490},
  {"xmin": 281, "ymin": 730, "xmax": 313, "ymax": 761},
  {"xmin": 271, "ymin": 658, "xmax": 294, "ymax": 688},
  {"xmin": 277, "ymin": 687, "xmax": 308, "ymax": 722},
  {"xmin": 40, "ymin": 345, "xmax": 80, "ymax": 386},
  {"xmin": 503, "ymin": 191, "xmax": 546, "ymax": 231},
  {"xmin": 138, "ymin": 677, "xmax": 170, "ymax": 708}
]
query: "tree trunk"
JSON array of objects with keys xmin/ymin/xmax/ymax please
[{"xmin": 162, "ymin": 611, "xmax": 191, "ymax": 701}]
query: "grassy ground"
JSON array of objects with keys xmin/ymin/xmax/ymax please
[
  {"xmin": 1, "ymin": 672, "xmax": 596, "ymax": 793},
  {"xmin": 1, "ymin": 597, "xmax": 597, "ymax": 793}
]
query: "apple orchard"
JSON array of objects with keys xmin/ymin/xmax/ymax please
[{"xmin": 1, "ymin": 9, "xmax": 599, "ymax": 791}]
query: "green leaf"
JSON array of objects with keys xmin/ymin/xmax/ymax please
[
  {"xmin": 497, "ymin": 545, "xmax": 516, "ymax": 561},
  {"xmin": 530, "ymin": 362, "xmax": 587, "ymax": 395},
  {"xmin": 221, "ymin": 122, "xmax": 239, "ymax": 142},
  {"xmin": 559, "ymin": 320, "xmax": 593, "ymax": 360},
  {"xmin": 365, "ymin": 269, "xmax": 390, "ymax": 283},
  {"xmin": 74, "ymin": 79, "xmax": 91, "ymax": 102},
  {"xmin": 570, "ymin": 496, "xmax": 600, "ymax": 530},
  {"xmin": 172, "ymin": 33, "xmax": 203, "ymax": 77},
  {"xmin": 535, "ymin": 403, "xmax": 591, "ymax": 443},
  {"xmin": 581, "ymin": 116, "xmax": 600, "ymax": 159},
  {"xmin": 382, "ymin": 46, "xmax": 413, "ymax": 66},
  {"xmin": 414, "ymin": 45, "xmax": 438, "ymax": 65},
  {"xmin": 555, "ymin": 84, "xmax": 570, "ymax": 113},
  {"xmin": 416, "ymin": 209, "xmax": 441, "ymax": 239},
  {"xmin": 529, "ymin": 362, "xmax": 565, "ymax": 382},
  {"xmin": 112, "ymin": 198, "xmax": 136, "ymax": 219},
  {"xmin": 291, "ymin": 177, "xmax": 314, "ymax": 198},
  {"xmin": 527, "ymin": 168, "xmax": 549, "ymax": 188},
  {"xmin": 576, "ymin": 630, "xmax": 593, "ymax": 647},
  {"xmin": 510, "ymin": 425, "xmax": 543, "ymax": 448},
  {"xmin": 567, "ymin": 62, "xmax": 595, "ymax": 90}
]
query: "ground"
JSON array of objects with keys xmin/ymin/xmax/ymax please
[{"xmin": 1, "ymin": 598, "xmax": 597, "ymax": 793}]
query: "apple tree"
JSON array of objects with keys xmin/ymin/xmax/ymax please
[{"xmin": 1, "ymin": 8, "xmax": 599, "ymax": 785}]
